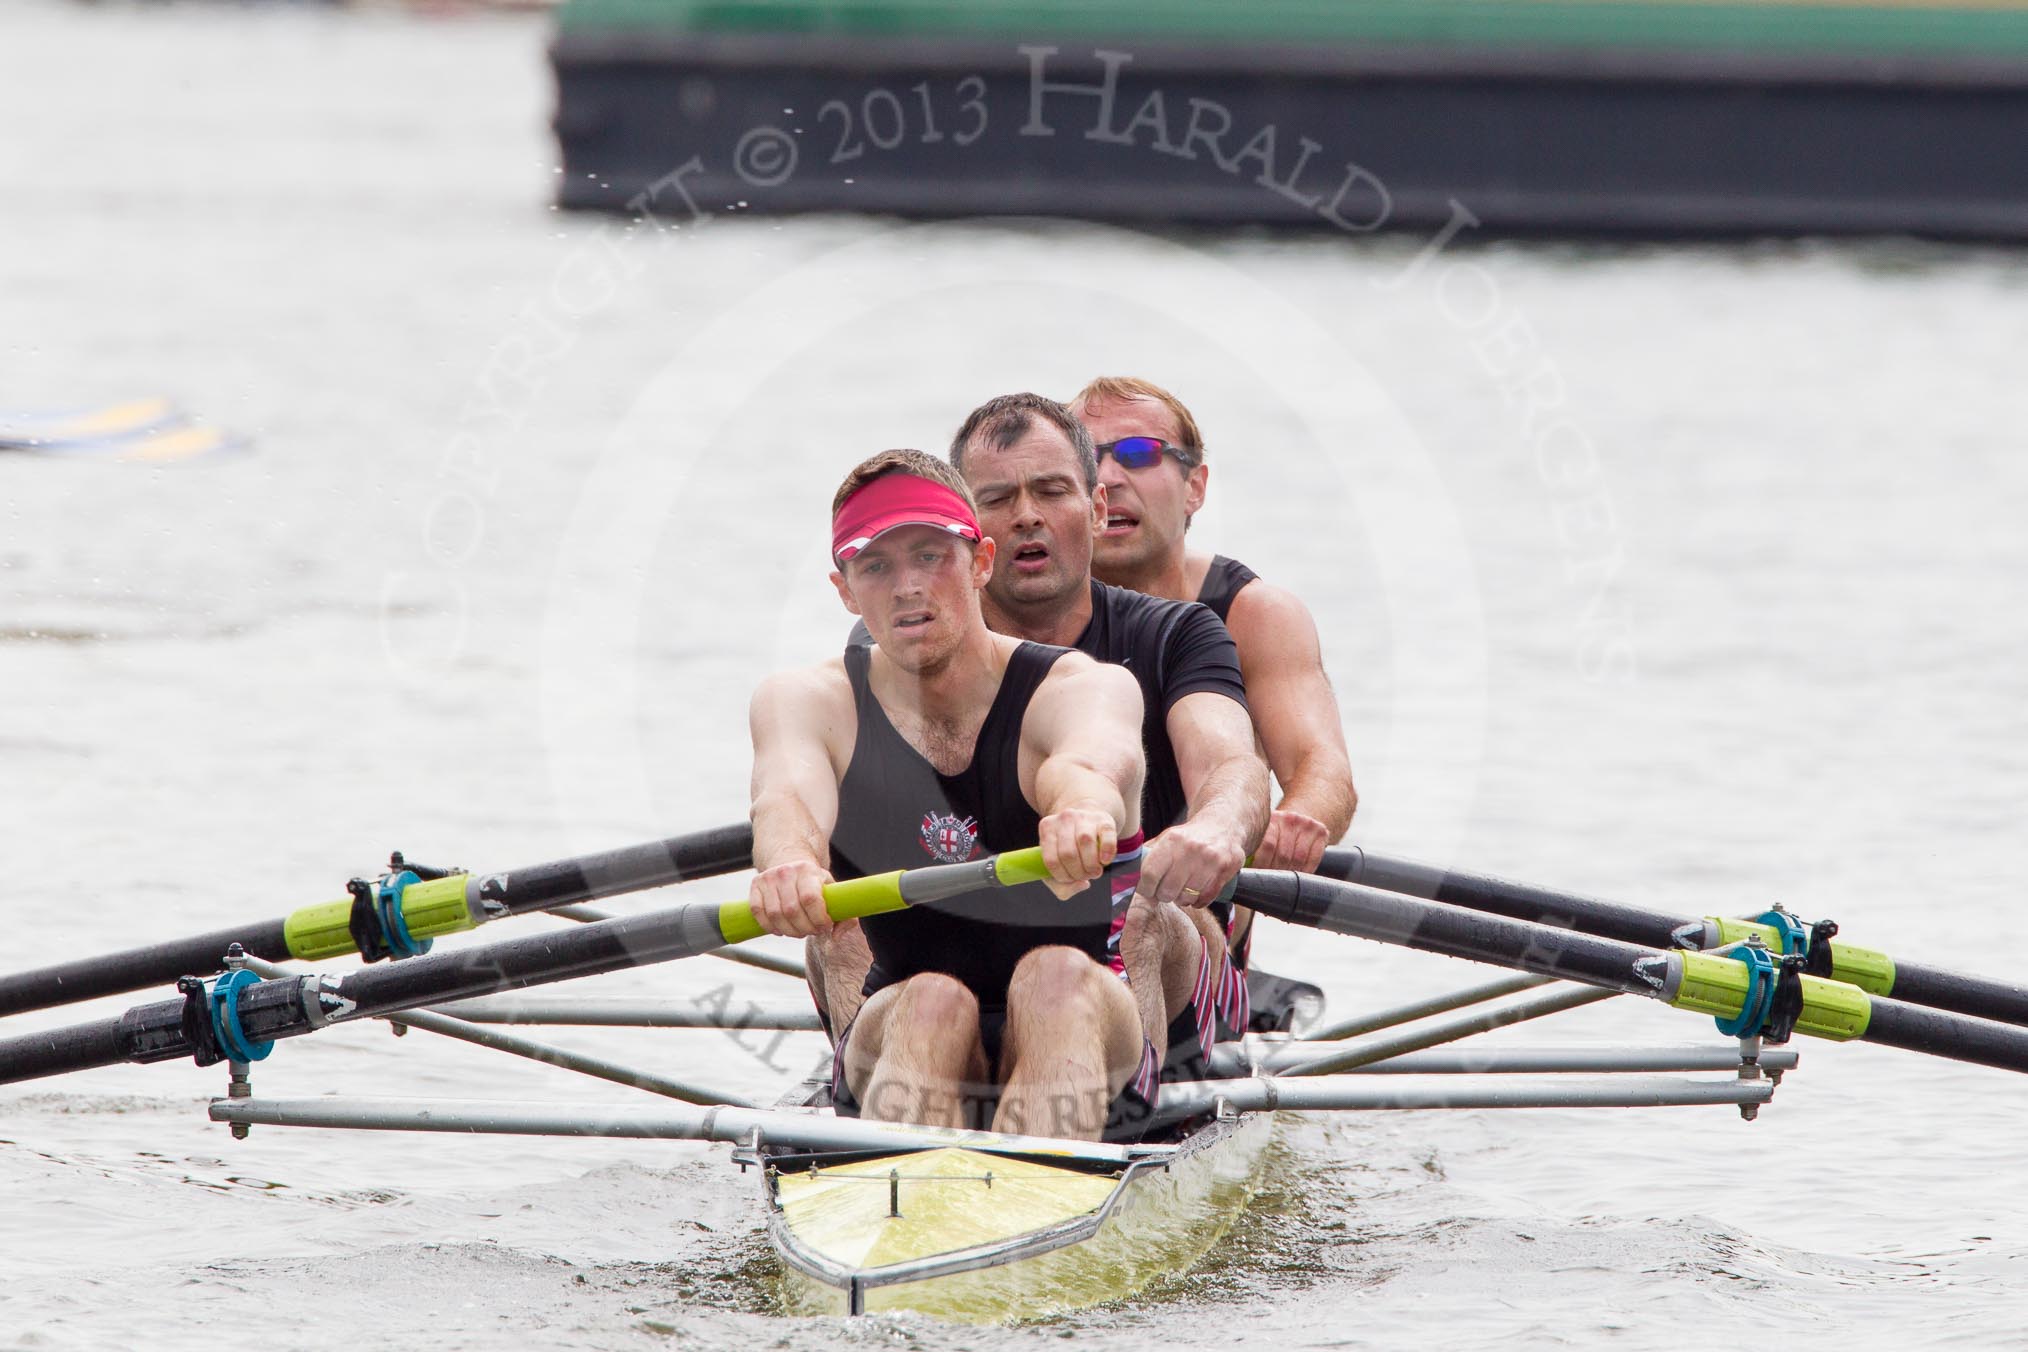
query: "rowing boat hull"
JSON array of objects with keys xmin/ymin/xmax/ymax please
[{"xmin": 761, "ymin": 1109, "xmax": 1273, "ymax": 1322}]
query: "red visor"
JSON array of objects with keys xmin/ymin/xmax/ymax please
[{"xmin": 831, "ymin": 473, "xmax": 982, "ymax": 564}]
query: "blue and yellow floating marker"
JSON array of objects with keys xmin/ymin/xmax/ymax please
[
  {"xmin": 0, "ymin": 397, "xmax": 179, "ymax": 448},
  {"xmin": 0, "ymin": 398, "xmax": 249, "ymax": 461}
]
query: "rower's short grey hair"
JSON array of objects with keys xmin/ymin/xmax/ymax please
[{"xmin": 948, "ymin": 393, "xmax": 1099, "ymax": 490}]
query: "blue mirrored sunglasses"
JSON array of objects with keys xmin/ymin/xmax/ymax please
[{"xmin": 1095, "ymin": 436, "xmax": 1198, "ymax": 470}]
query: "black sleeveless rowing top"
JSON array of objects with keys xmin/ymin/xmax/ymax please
[
  {"xmin": 843, "ymin": 584, "xmax": 1247, "ymax": 839},
  {"xmin": 1075, "ymin": 581, "xmax": 1247, "ymax": 837},
  {"xmin": 832, "ymin": 641, "xmax": 1133, "ymax": 1009},
  {"xmin": 1195, "ymin": 555, "xmax": 1260, "ymax": 624}
]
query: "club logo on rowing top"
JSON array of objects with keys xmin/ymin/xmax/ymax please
[{"xmin": 919, "ymin": 811, "xmax": 981, "ymax": 864}]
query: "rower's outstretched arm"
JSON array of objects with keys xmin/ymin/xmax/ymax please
[
  {"xmin": 1226, "ymin": 581, "xmax": 1356, "ymax": 871},
  {"xmin": 748, "ymin": 665, "xmax": 848, "ymax": 937},
  {"xmin": 1145, "ymin": 690, "xmax": 1269, "ymax": 908},
  {"xmin": 1020, "ymin": 657, "xmax": 1145, "ymax": 897}
]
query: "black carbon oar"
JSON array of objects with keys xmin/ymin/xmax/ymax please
[
  {"xmin": 1319, "ymin": 846, "xmax": 2028, "ymax": 1032},
  {"xmin": 1237, "ymin": 870, "xmax": 2028, "ymax": 1076},
  {"xmin": 0, "ymin": 845, "xmax": 1064, "ymax": 1086},
  {"xmin": 0, "ymin": 824, "xmax": 757, "ymax": 1019}
]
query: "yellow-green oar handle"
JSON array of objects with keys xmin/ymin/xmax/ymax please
[
  {"xmin": 989, "ymin": 846, "xmax": 1052, "ymax": 887},
  {"xmin": 715, "ymin": 846, "xmax": 1060, "ymax": 945},
  {"xmin": 717, "ymin": 872, "xmax": 905, "ymax": 944}
]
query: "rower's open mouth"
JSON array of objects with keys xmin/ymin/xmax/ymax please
[
  {"xmin": 1102, "ymin": 513, "xmax": 1138, "ymax": 536},
  {"xmin": 892, "ymin": 610, "xmax": 933, "ymax": 630},
  {"xmin": 1011, "ymin": 541, "xmax": 1051, "ymax": 570}
]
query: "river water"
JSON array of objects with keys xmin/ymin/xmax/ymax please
[{"xmin": 4, "ymin": 4, "xmax": 2027, "ymax": 1349}]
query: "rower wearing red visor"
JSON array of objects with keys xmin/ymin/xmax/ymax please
[{"xmin": 744, "ymin": 449, "xmax": 1181, "ymax": 1142}]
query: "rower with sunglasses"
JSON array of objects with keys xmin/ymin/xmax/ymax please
[{"xmin": 1071, "ymin": 376, "xmax": 1358, "ymax": 970}]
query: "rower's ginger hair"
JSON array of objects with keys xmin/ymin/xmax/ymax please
[
  {"xmin": 830, "ymin": 448, "xmax": 979, "ymax": 517},
  {"xmin": 1070, "ymin": 377, "xmax": 1207, "ymax": 464}
]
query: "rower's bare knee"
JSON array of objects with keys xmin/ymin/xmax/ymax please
[
  {"xmin": 1005, "ymin": 946, "xmax": 1140, "ymax": 1077},
  {"xmin": 1007, "ymin": 946, "xmax": 1107, "ymax": 1014},
  {"xmin": 849, "ymin": 975, "xmax": 989, "ymax": 1128},
  {"xmin": 891, "ymin": 971, "xmax": 982, "ymax": 1042}
]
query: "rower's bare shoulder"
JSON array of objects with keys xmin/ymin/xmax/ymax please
[
  {"xmin": 750, "ymin": 660, "xmax": 855, "ymax": 740},
  {"xmin": 1225, "ymin": 578, "xmax": 1323, "ymax": 657},
  {"xmin": 1039, "ymin": 650, "xmax": 1142, "ymax": 711},
  {"xmin": 753, "ymin": 657, "xmax": 849, "ymax": 701}
]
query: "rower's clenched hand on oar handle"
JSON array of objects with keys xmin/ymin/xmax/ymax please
[
  {"xmin": 744, "ymin": 814, "xmax": 1125, "ymax": 935},
  {"xmin": 1141, "ymin": 816, "xmax": 1246, "ymax": 909},
  {"xmin": 1036, "ymin": 805, "xmax": 1121, "ymax": 901},
  {"xmin": 1252, "ymin": 808, "xmax": 1331, "ymax": 873},
  {"xmin": 750, "ymin": 859, "xmax": 839, "ymax": 938}
]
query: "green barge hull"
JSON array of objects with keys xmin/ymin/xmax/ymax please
[{"xmin": 551, "ymin": 0, "xmax": 2028, "ymax": 239}]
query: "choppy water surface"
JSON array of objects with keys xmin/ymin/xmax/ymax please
[{"xmin": 4, "ymin": 4, "xmax": 2027, "ymax": 1349}]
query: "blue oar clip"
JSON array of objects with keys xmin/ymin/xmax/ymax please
[
  {"xmin": 208, "ymin": 968, "xmax": 273, "ymax": 1064},
  {"xmin": 1752, "ymin": 908, "xmax": 1811, "ymax": 959},
  {"xmin": 1713, "ymin": 939, "xmax": 1781, "ymax": 1039},
  {"xmin": 375, "ymin": 870, "xmax": 433, "ymax": 960},
  {"xmin": 346, "ymin": 869, "xmax": 434, "ymax": 962}
]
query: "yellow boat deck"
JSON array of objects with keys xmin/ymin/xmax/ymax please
[{"xmin": 764, "ymin": 1113, "xmax": 1273, "ymax": 1322}]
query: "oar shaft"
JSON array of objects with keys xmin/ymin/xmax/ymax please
[
  {"xmin": 0, "ymin": 845, "xmax": 1058, "ymax": 1085},
  {"xmin": 1247, "ymin": 870, "xmax": 1663, "ymax": 997},
  {"xmin": 1860, "ymin": 998, "xmax": 2028, "ymax": 1067},
  {"xmin": 1237, "ymin": 871, "xmax": 2028, "ymax": 1075},
  {"xmin": 466, "ymin": 823, "xmax": 754, "ymax": 915},
  {"xmin": 0, "ymin": 921, "xmax": 292, "ymax": 1019},
  {"xmin": 0, "ymin": 901, "xmax": 743, "ymax": 1084},
  {"xmin": 1322, "ymin": 846, "xmax": 2028, "ymax": 1031},
  {"xmin": 0, "ymin": 824, "xmax": 758, "ymax": 1019},
  {"xmin": 1318, "ymin": 847, "xmax": 1682, "ymax": 951},
  {"xmin": 0, "ymin": 1018, "xmax": 129, "ymax": 1082},
  {"xmin": 1868, "ymin": 961, "xmax": 2028, "ymax": 1031}
]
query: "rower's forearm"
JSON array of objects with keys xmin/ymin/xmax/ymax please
[
  {"xmin": 1187, "ymin": 755, "xmax": 1270, "ymax": 854},
  {"xmin": 1275, "ymin": 753, "xmax": 1358, "ymax": 838},
  {"xmin": 750, "ymin": 791, "xmax": 830, "ymax": 871},
  {"xmin": 1034, "ymin": 760, "xmax": 1132, "ymax": 835}
]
